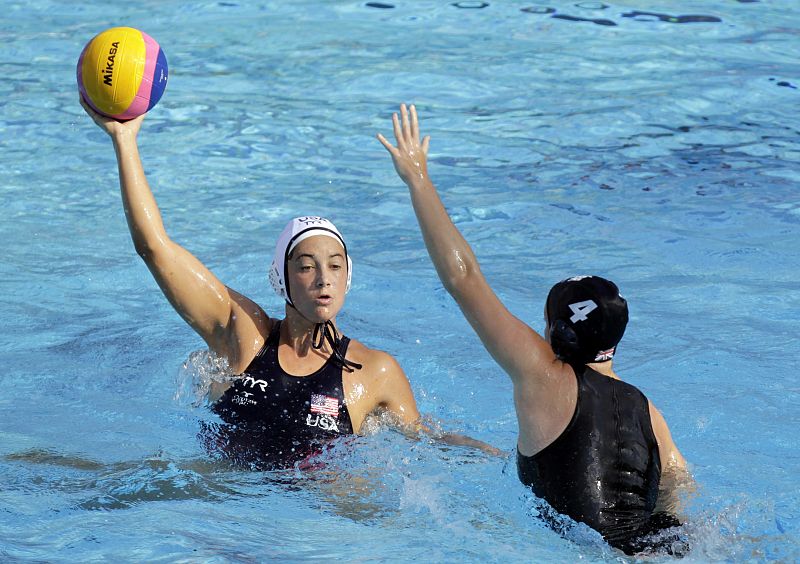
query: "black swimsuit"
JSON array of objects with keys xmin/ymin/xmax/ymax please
[
  {"xmin": 204, "ymin": 321, "xmax": 354, "ymax": 469},
  {"xmin": 517, "ymin": 366, "xmax": 682, "ymax": 554}
]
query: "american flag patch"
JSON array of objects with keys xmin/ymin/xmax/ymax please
[{"xmin": 310, "ymin": 394, "xmax": 339, "ymax": 417}]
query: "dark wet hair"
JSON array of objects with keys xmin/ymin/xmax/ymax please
[{"xmin": 546, "ymin": 276, "xmax": 629, "ymax": 365}]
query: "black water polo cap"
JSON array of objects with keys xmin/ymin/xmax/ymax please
[{"xmin": 545, "ymin": 275, "xmax": 629, "ymax": 365}]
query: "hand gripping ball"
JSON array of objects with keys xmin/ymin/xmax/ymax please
[{"xmin": 77, "ymin": 27, "xmax": 168, "ymax": 120}]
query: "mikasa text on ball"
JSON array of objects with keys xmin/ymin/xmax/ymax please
[{"xmin": 77, "ymin": 27, "xmax": 168, "ymax": 120}]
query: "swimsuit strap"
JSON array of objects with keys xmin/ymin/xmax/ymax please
[
  {"xmin": 251, "ymin": 320, "xmax": 282, "ymax": 360},
  {"xmin": 312, "ymin": 320, "xmax": 362, "ymax": 373},
  {"xmin": 267, "ymin": 320, "xmax": 282, "ymax": 347}
]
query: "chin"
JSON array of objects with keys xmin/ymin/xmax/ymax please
[{"xmin": 307, "ymin": 305, "xmax": 343, "ymax": 323}]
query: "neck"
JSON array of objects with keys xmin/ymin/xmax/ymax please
[
  {"xmin": 586, "ymin": 360, "xmax": 618, "ymax": 379},
  {"xmin": 282, "ymin": 304, "xmax": 336, "ymax": 354}
]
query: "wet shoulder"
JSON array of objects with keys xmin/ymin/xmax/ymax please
[
  {"xmin": 341, "ymin": 338, "xmax": 416, "ymax": 432},
  {"xmin": 343, "ymin": 338, "xmax": 402, "ymax": 378}
]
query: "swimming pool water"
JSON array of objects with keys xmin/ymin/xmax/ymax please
[{"xmin": 2, "ymin": 0, "xmax": 799, "ymax": 561}]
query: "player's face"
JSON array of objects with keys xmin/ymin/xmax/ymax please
[{"xmin": 286, "ymin": 235, "xmax": 348, "ymax": 323}]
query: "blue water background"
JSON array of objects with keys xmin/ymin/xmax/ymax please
[{"xmin": 1, "ymin": 0, "xmax": 799, "ymax": 561}]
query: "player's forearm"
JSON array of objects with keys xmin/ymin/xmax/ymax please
[
  {"xmin": 655, "ymin": 461, "xmax": 695, "ymax": 519},
  {"xmin": 437, "ymin": 432, "xmax": 503, "ymax": 456},
  {"xmin": 407, "ymin": 177, "xmax": 481, "ymax": 296},
  {"xmin": 111, "ymin": 133, "xmax": 170, "ymax": 256}
]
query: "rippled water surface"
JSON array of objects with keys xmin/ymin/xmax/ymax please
[{"xmin": 2, "ymin": 0, "xmax": 799, "ymax": 561}]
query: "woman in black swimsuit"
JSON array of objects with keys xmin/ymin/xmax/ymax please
[
  {"xmin": 378, "ymin": 104, "xmax": 691, "ymax": 554},
  {"xmin": 80, "ymin": 99, "xmax": 494, "ymax": 469}
]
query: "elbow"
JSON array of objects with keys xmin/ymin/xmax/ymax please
[
  {"xmin": 131, "ymin": 232, "xmax": 169, "ymax": 263},
  {"xmin": 132, "ymin": 236, "xmax": 155, "ymax": 261},
  {"xmin": 132, "ymin": 238, "xmax": 151, "ymax": 260},
  {"xmin": 441, "ymin": 271, "xmax": 467, "ymax": 295},
  {"xmin": 439, "ymin": 252, "xmax": 480, "ymax": 297}
]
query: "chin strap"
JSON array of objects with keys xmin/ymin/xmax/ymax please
[{"xmin": 312, "ymin": 319, "xmax": 362, "ymax": 373}]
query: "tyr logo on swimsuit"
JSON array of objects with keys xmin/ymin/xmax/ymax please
[
  {"xmin": 232, "ymin": 377, "xmax": 268, "ymax": 406},
  {"xmin": 242, "ymin": 376, "xmax": 268, "ymax": 392}
]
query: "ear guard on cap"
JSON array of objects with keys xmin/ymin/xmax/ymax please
[{"xmin": 549, "ymin": 319, "xmax": 581, "ymax": 361}]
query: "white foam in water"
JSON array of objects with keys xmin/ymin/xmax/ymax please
[{"xmin": 174, "ymin": 349, "xmax": 235, "ymax": 408}]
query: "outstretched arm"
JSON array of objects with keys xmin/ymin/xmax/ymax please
[
  {"xmin": 377, "ymin": 357, "xmax": 502, "ymax": 456},
  {"xmin": 377, "ymin": 105, "xmax": 559, "ymax": 386},
  {"xmin": 347, "ymin": 349, "xmax": 502, "ymax": 456},
  {"xmin": 80, "ymin": 98, "xmax": 267, "ymax": 372}
]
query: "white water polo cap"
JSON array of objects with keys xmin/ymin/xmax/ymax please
[{"xmin": 269, "ymin": 216, "xmax": 352, "ymax": 306}]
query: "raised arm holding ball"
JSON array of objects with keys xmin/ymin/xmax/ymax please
[
  {"xmin": 78, "ymin": 92, "xmax": 502, "ymax": 469},
  {"xmin": 378, "ymin": 104, "xmax": 691, "ymax": 555}
]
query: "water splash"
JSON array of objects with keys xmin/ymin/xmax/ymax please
[{"xmin": 174, "ymin": 349, "xmax": 235, "ymax": 407}]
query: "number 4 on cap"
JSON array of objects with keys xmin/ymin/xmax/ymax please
[{"xmin": 569, "ymin": 300, "xmax": 598, "ymax": 323}]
